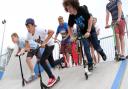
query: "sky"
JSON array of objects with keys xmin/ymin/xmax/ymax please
[{"xmin": 0, "ymin": 0, "xmax": 128, "ymax": 54}]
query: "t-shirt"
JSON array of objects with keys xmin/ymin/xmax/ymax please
[
  {"xmin": 95, "ymin": 25, "xmax": 100, "ymax": 34},
  {"xmin": 94, "ymin": 25, "xmax": 100, "ymax": 39},
  {"xmin": 56, "ymin": 22, "xmax": 70, "ymax": 43},
  {"xmin": 27, "ymin": 27, "xmax": 54, "ymax": 46},
  {"xmin": 17, "ymin": 38, "xmax": 38, "ymax": 49},
  {"xmin": 106, "ymin": 0, "xmax": 124, "ymax": 21},
  {"xmin": 68, "ymin": 5, "xmax": 95, "ymax": 35}
]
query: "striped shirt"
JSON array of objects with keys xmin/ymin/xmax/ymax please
[{"xmin": 106, "ymin": 0, "xmax": 124, "ymax": 21}]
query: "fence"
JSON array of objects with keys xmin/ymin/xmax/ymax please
[
  {"xmin": 0, "ymin": 31, "xmax": 128, "ymax": 71},
  {"xmin": 0, "ymin": 48, "xmax": 14, "ymax": 71},
  {"xmin": 100, "ymin": 32, "xmax": 128, "ymax": 62}
]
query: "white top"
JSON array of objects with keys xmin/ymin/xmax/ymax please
[
  {"xmin": 27, "ymin": 27, "xmax": 54, "ymax": 46},
  {"xmin": 94, "ymin": 25, "xmax": 100, "ymax": 39}
]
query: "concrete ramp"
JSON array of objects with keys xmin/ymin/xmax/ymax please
[
  {"xmin": 3, "ymin": 48, "xmax": 37, "ymax": 80},
  {"xmin": 1, "ymin": 59, "xmax": 128, "ymax": 89},
  {"xmin": 1, "ymin": 48, "xmax": 128, "ymax": 89}
]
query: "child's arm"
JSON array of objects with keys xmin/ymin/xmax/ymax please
[
  {"xmin": 96, "ymin": 28, "xmax": 100, "ymax": 36},
  {"xmin": 15, "ymin": 48, "xmax": 21, "ymax": 56},
  {"xmin": 16, "ymin": 40, "xmax": 30, "ymax": 56},
  {"xmin": 41, "ymin": 29, "xmax": 54, "ymax": 48},
  {"xmin": 105, "ymin": 10, "xmax": 110, "ymax": 27},
  {"xmin": 54, "ymin": 34, "xmax": 58, "ymax": 42},
  {"xmin": 18, "ymin": 48, "xmax": 25, "ymax": 55},
  {"xmin": 25, "ymin": 40, "xmax": 31, "ymax": 51}
]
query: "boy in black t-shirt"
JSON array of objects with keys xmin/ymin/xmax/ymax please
[
  {"xmin": 63, "ymin": 0, "xmax": 93, "ymax": 70},
  {"xmin": 63, "ymin": 0, "xmax": 107, "ymax": 69}
]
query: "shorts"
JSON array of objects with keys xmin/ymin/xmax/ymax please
[
  {"xmin": 60, "ymin": 43, "xmax": 71, "ymax": 54},
  {"xmin": 114, "ymin": 19, "xmax": 125, "ymax": 36},
  {"xmin": 27, "ymin": 49, "xmax": 37, "ymax": 58},
  {"xmin": 27, "ymin": 48, "xmax": 45, "ymax": 59}
]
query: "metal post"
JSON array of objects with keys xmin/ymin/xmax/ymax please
[{"xmin": 0, "ymin": 20, "xmax": 6, "ymax": 59}]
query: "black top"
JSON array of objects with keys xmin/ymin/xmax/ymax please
[{"xmin": 68, "ymin": 5, "xmax": 96, "ymax": 35}]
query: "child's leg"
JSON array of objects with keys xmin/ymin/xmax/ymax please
[
  {"xmin": 40, "ymin": 45, "xmax": 57, "ymax": 87},
  {"xmin": 119, "ymin": 19, "xmax": 126, "ymax": 56},
  {"xmin": 120, "ymin": 35, "xmax": 125, "ymax": 55},
  {"xmin": 26, "ymin": 57, "xmax": 34, "ymax": 74},
  {"xmin": 82, "ymin": 39, "xmax": 93, "ymax": 66},
  {"xmin": 90, "ymin": 34, "xmax": 106, "ymax": 61},
  {"xmin": 26, "ymin": 52, "xmax": 35, "ymax": 76},
  {"xmin": 115, "ymin": 33, "xmax": 121, "ymax": 55},
  {"xmin": 97, "ymin": 40, "xmax": 101, "ymax": 63},
  {"xmin": 97, "ymin": 52, "xmax": 101, "ymax": 63},
  {"xmin": 78, "ymin": 46, "xmax": 82, "ymax": 65},
  {"xmin": 40, "ymin": 46, "xmax": 55, "ymax": 78},
  {"xmin": 90, "ymin": 43, "xmax": 97, "ymax": 64},
  {"xmin": 48, "ymin": 52, "xmax": 64, "ymax": 68},
  {"xmin": 65, "ymin": 43, "xmax": 71, "ymax": 64},
  {"xmin": 60, "ymin": 43, "xmax": 69, "ymax": 66}
]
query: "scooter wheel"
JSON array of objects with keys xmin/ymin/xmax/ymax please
[{"xmin": 85, "ymin": 73, "xmax": 88, "ymax": 80}]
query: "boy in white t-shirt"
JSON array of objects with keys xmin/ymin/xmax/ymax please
[{"xmin": 25, "ymin": 18, "xmax": 62, "ymax": 87}]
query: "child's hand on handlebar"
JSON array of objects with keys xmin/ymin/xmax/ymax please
[
  {"xmin": 105, "ymin": 25, "xmax": 110, "ymax": 29},
  {"xmin": 41, "ymin": 43, "xmax": 46, "ymax": 48},
  {"xmin": 17, "ymin": 48, "xmax": 25, "ymax": 56},
  {"xmin": 84, "ymin": 32, "xmax": 90, "ymax": 38}
]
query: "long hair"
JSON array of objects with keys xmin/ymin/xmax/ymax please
[{"xmin": 63, "ymin": 0, "xmax": 80, "ymax": 12}]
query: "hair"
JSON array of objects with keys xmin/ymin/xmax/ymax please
[
  {"xmin": 93, "ymin": 17, "xmax": 97, "ymax": 21},
  {"xmin": 63, "ymin": 0, "xmax": 80, "ymax": 12},
  {"xmin": 11, "ymin": 33, "xmax": 19, "ymax": 38},
  {"xmin": 58, "ymin": 16, "xmax": 63, "ymax": 20}
]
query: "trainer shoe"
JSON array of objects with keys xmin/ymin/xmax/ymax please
[
  {"xmin": 88, "ymin": 64, "xmax": 93, "ymax": 71},
  {"xmin": 101, "ymin": 52, "xmax": 107, "ymax": 61},
  {"xmin": 126, "ymin": 55, "xmax": 128, "ymax": 59},
  {"xmin": 28, "ymin": 75, "xmax": 38, "ymax": 81},
  {"xmin": 119, "ymin": 55, "xmax": 126, "ymax": 61},
  {"xmin": 47, "ymin": 77, "xmax": 57, "ymax": 87}
]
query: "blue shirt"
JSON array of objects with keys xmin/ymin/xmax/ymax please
[
  {"xmin": 106, "ymin": 0, "xmax": 124, "ymax": 21},
  {"xmin": 56, "ymin": 22, "xmax": 70, "ymax": 43},
  {"xmin": 18, "ymin": 38, "xmax": 38, "ymax": 49}
]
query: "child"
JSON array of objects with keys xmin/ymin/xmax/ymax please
[
  {"xmin": 63, "ymin": 0, "xmax": 93, "ymax": 70},
  {"xmin": 105, "ymin": 0, "xmax": 126, "ymax": 60},
  {"xmin": 90, "ymin": 17, "xmax": 101, "ymax": 64},
  {"xmin": 11, "ymin": 33, "xmax": 43, "ymax": 81},
  {"xmin": 63, "ymin": 0, "xmax": 107, "ymax": 70},
  {"xmin": 71, "ymin": 30, "xmax": 79, "ymax": 66},
  {"xmin": 54, "ymin": 16, "xmax": 71, "ymax": 67},
  {"xmin": 25, "ymin": 18, "xmax": 62, "ymax": 87}
]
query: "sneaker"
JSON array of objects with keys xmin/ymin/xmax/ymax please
[
  {"xmin": 28, "ymin": 75, "xmax": 38, "ymax": 81},
  {"xmin": 101, "ymin": 52, "xmax": 107, "ymax": 61},
  {"xmin": 88, "ymin": 64, "xmax": 93, "ymax": 71},
  {"xmin": 119, "ymin": 55, "xmax": 126, "ymax": 61},
  {"xmin": 84, "ymin": 67, "xmax": 91, "ymax": 75},
  {"xmin": 47, "ymin": 77, "xmax": 57, "ymax": 87},
  {"xmin": 126, "ymin": 55, "xmax": 128, "ymax": 59}
]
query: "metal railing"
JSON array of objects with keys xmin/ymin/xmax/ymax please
[
  {"xmin": 0, "ymin": 29, "xmax": 128, "ymax": 71},
  {"xmin": 0, "ymin": 48, "xmax": 14, "ymax": 71},
  {"xmin": 99, "ymin": 32, "xmax": 128, "ymax": 61}
]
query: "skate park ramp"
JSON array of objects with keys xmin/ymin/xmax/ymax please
[{"xmin": 0, "ymin": 48, "xmax": 128, "ymax": 89}]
